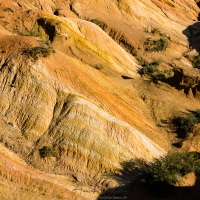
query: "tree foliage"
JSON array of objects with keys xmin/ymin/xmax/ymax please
[{"xmin": 121, "ymin": 151, "xmax": 200, "ymax": 185}]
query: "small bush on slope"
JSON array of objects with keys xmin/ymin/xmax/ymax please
[
  {"xmin": 121, "ymin": 151, "xmax": 200, "ymax": 185},
  {"xmin": 39, "ymin": 145, "xmax": 60, "ymax": 158},
  {"xmin": 39, "ymin": 146, "xmax": 52, "ymax": 158},
  {"xmin": 22, "ymin": 40, "xmax": 55, "ymax": 60},
  {"xmin": 183, "ymin": 53, "xmax": 200, "ymax": 69},
  {"xmin": 144, "ymin": 28, "xmax": 170, "ymax": 52},
  {"xmin": 173, "ymin": 109, "xmax": 200, "ymax": 139},
  {"xmin": 136, "ymin": 56, "xmax": 173, "ymax": 80},
  {"xmin": 144, "ymin": 37, "xmax": 170, "ymax": 52},
  {"xmin": 90, "ymin": 19, "xmax": 105, "ymax": 29},
  {"xmin": 190, "ymin": 55, "xmax": 200, "ymax": 69}
]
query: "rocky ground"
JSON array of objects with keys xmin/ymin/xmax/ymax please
[{"xmin": 0, "ymin": 0, "xmax": 200, "ymax": 199}]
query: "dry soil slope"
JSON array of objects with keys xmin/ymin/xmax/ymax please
[
  {"xmin": 0, "ymin": 141, "xmax": 96, "ymax": 200},
  {"xmin": 19, "ymin": 0, "xmax": 199, "ymax": 58},
  {"xmin": 0, "ymin": 0, "xmax": 199, "ymax": 199}
]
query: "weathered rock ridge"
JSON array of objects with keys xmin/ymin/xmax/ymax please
[{"xmin": 0, "ymin": 0, "xmax": 200, "ymax": 199}]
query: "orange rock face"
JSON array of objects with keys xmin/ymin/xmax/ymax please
[{"xmin": 0, "ymin": 0, "xmax": 200, "ymax": 199}]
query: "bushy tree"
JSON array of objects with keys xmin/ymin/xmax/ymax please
[
  {"xmin": 121, "ymin": 151, "xmax": 200, "ymax": 185},
  {"xmin": 146, "ymin": 152, "xmax": 200, "ymax": 184},
  {"xmin": 173, "ymin": 110, "xmax": 200, "ymax": 139}
]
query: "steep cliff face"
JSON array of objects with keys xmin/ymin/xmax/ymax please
[
  {"xmin": 0, "ymin": 0, "xmax": 200, "ymax": 199},
  {"xmin": 0, "ymin": 13, "xmax": 165, "ymax": 187}
]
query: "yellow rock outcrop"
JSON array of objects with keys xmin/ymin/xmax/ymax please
[{"xmin": 0, "ymin": 0, "xmax": 200, "ymax": 199}]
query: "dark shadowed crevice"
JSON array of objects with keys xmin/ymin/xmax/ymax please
[
  {"xmin": 165, "ymin": 69, "xmax": 183, "ymax": 88},
  {"xmin": 163, "ymin": 69, "xmax": 200, "ymax": 96},
  {"xmin": 106, "ymin": 28, "xmax": 137, "ymax": 56},
  {"xmin": 69, "ymin": 3, "xmax": 80, "ymax": 17},
  {"xmin": 54, "ymin": 10, "xmax": 59, "ymax": 16},
  {"xmin": 195, "ymin": 0, "xmax": 200, "ymax": 20},
  {"xmin": 119, "ymin": 37, "xmax": 137, "ymax": 56},
  {"xmin": 0, "ymin": 58, "xmax": 11, "ymax": 72},
  {"xmin": 198, "ymin": 14, "xmax": 200, "ymax": 21},
  {"xmin": 37, "ymin": 19, "xmax": 55, "ymax": 42},
  {"xmin": 121, "ymin": 75, "xmax": 133, "ymax": 79},
  {"xmin": 172, "ymin": 142, "xmax": 183, "ymax": 148},
  {"xmin": 183, "ymin": 22, "xmax": 200, "ymax": 53}
]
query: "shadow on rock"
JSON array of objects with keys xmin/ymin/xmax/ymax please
[
  {"xmin": 183, "ymin": 22, "xmax": 200, "ymax": 53},
  {"xmin": 98, "ymin": 176, "xmax": 200, "ymax": 200},
  {"xmin": 97, "ymin": 159, "xmax": 200, "ymax": 200}
]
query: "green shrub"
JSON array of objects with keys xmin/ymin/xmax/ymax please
[
  {"xmin": 150, "ymin": 27, "xmax": 171, "ymax": 38},
  {"xmin": 190, "ymin": 55, "xmax": 200, "ymax": 69},
  {"xmin": 136, "ymin": 56, "xmax": 162, "ymax": 68},
  {"xmin": 183, "ymin": 53, "xmax": 200, "ymax": 69},
  {"xmin": 39, "ymin": 145, "xmax": 60, "ymax": 158},
  {"xmin": 22, "ymin": 40, "xmax": 55, "ymax": 60},
  {"xmin": 137, "ymin": 56, "xmax": 173, "ymax": 80},
  {"xmin": 154, "ymin": 71, "xmax": 167, "ymax": 80},
  {"xmin": 194, "ymin": 109, "xmax": 200, "ymax": 121},
  {"xmin": 24, "ymin": 29, "xmax": 42, "ymax": 37},
  {"xmin": 142, "ymin": 64, "xmax": 158, "ymax": 75},
  {"xmin": 137, "ymin": 57, "xmax": 159, "ymax": 75},
  {"xmin": 154, "ymin": 69, "xmax": 173, "ymax": 80},
  {"xmin": 137, "ymin": 56, "xmax": 172, "ymax": 80},
  {"xmin": 136, "ymin": 56, "xmax": 149, "ymax": 67},
  {"xmin": 151, "ymin": 28, "xmax": 160, "ymax": 35},
  {"xmin": 173, "ymin": 111, "xmax": 200, "ymax": 138},
  {"xmin": 3, "ymin": 8, "xmax": 14, "ymax": 13},
  {"xmin": 149, "ymin": 57, "xmax": 163, "ymax": 67},
  {"xmin": 147, "ymin": 152, "xmax": 200, "ymax": 184},
  {"xmin": 144, "ymin": 28, "xmax": 170, "ymax": 52},
  {"xmin": 22, "ymin": 46, "xmax": 53, "ymax": 58},
  {"xmin": 121, "ymin": 151, "xmax": 200, "ymax": 185},
  {"xmin": 39, "ymin": 146, "xmax": 52, "ymax": 158},
  {"xmin": 145, "ymin": 37, "xmax": 170, "ymax": 52},
  {"xmin": 90, "ymin": 19, "xmax": 105, "ymax": 29}
]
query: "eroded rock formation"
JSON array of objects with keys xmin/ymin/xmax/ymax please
[{"xmin": 0, "ymin": 0, "xmax": 200, "ymax": 199}]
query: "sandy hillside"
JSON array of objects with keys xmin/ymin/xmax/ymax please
[{"xmin": 0, "ymin": 0, "xmax": 200, "ymax": 199}]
